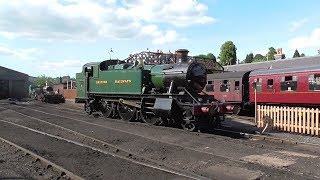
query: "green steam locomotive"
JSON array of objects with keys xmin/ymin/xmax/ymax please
[{"xmin": 75, "ymin": 49, "xmax": 225, "ymax": 131}]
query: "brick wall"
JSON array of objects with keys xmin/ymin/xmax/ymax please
[{"xmin": 63, "ymin": 89, "xmax": 77, "ymax": 100}]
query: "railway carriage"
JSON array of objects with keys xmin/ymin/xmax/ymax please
[
  {"xmin": 205, "ymin": 65, "xmax": 320, "ymax": 114},
  {"xmin": 76, "ymin": 49, "xmax": 226, "ymax": 131},
  {"xmin": 205, "ymin": 71, "xmax": 251, "ymax": 114},
  {"xmin": 249, "ymin": 65, "xmax": 320, "ymax": 106}
]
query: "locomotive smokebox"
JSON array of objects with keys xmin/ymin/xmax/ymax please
[{"xmin": 176, "ymin": 49, "xmax": 189, "ymax": 63}]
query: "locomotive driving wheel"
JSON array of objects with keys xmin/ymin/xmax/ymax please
[
  {"xmin": 181, "ymin": 121, "xmax": 196, "ymax": 132},
  {"xmin": 117, "ymin": 103, "xmax": 136, "ymax": 122},
  {"xmin": 140, "ymin": 111, "xmax": 161, "ymax": 125},
  {"xmin": 140, "ymin": 98, "xmax": 161, "ymax": 125},
  {"xmin": 84, "ymin": 101, "xmax": 92, "ymax": 115},
  {"xmin": 181, "ymin": 110, "xmax": 197, "ymax": 132},
  {"xmin": 101, "ymin": 100, "xmax": 114, "ymax": 118}
]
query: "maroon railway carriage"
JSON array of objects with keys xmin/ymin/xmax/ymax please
[
  {"xmin": 205, "ymin": 71, "xmax": 252, "ymax": 114},
  {"xmin": 249, "ymin": 65, "xmax": 320, "ymax": 106},
  {"xmin": 205, "ymin": 65, "xmax": 320, "ymax": 114}
]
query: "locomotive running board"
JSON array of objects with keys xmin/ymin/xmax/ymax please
[{"xmin": 119, "ymin": 98, "xmax": 141, "ymax": 108}]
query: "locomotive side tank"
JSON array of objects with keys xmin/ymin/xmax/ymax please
[{"xmin": 76, "ymin": 49, "xmax": 225, "ymax": 131}]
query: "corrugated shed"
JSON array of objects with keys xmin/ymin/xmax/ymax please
[
  {"xmin": 0, "ymin": 66, "xmax": 29, "ymax": 99},
  {"xmin": 0, "ymin": 66, "xmax": 28, "ymax": 80}
]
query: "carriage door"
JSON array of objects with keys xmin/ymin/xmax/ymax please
[
  {"xmin": 267, "ymin": 78, "xmax": 275, "ymax": 93},
  {"xmin": 234, "ymin": 80, "xmax": 241, "ymax": 101}
]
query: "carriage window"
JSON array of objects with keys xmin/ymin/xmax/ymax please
[
  {"xmin": 255, "ymin": 78, "xmax": 262, "ymax": 92},
  {"xmin": 281, "ymin": 75, "xmax": 297, "ymax": 91},
  {"xmin": 206, "ymin": 81, "xmax": 214, "ymax": 92},
  {"xmin": 267, "ymin": 79, "xmax": 274, "ymax": 89},
  {"xmin": 220, "ymin": 80, "xmax": 230, "ymax": 92},
  {"xmin": 235, "ymin": 81, "xmax": 240, "ymax": 90},
  {"xmin": 308, "ymin": 74, "xmax": 320, "ymax": 91}
]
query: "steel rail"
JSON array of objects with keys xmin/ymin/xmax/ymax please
[
  {"xmin": 0, "ymin": 135, "xmax": 84, "ymax": 180},
  {"xmin": 0, "ymin": 118, "xmax": 207, "ymax": 180},
  {"xmin": 13, "ymin": 105, "xmax": 247, "ymax": 163}
]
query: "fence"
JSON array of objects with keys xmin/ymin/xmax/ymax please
[{"xmin": 257, "ymin": 105, "xmax": 320, "ymax": 136}]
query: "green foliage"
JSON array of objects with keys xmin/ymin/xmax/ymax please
[
  {"xmin": 300, "ymin": 53, "xmax": 305, "ymax": 57},
  {"xmin": 35, "ymin": 75, "xmax": 55, "ymax": 88},
  {"xmin": 244, "ymin": 53, "xmax": 254, "ymax": 63},
  {"xmin": 252, "ymin": 58, "xmax": 266, "ymax": 63},
  {"xmin": 293, "ymin": 49, "xmax": 300, "ymax": 58},
  {"xmin": 267, "ymin": 47, "xmax": 277, "ymax": 60},
  {"xmin": 254, "ymin": 54, "xmax": 266, "ymax": 61},
  {"xmin": 196, "ymin": 53, "xmax": 216, "ymax": 61},
  {"xmin": 206, "ymin": 53, "xmax": 216, "ymax": 60},
  {"xmin": 218, "ymin": 41, "xmax": 237, "ymax": 65}
]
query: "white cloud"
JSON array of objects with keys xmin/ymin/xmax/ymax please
[
  {"xmin": 140, "ymin": 25, "xmax": 178, "ymax": 45},
  {"xmin": 288, "ymin": 28, "xmax": 320, "ymax": 49},
  {"xmin": 37, "ymin": 59, "xmax": 83, "ymax": 71},
  {"xmin": 0, "ymin": 0, "xmax": 214, "ymax": 44},
  {"xmin": 0, "ymin": 45, "xmax": 38, "ymax": 60},
  {"xmin": 122, "ymin": 0, "xmax": 215, "ymax": 27},
  {"xmin": 289, "ymin": 18, "xmax": 308, "ymax": 32}
]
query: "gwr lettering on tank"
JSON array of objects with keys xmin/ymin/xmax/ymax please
[
  {"xmin": 96, "ymin": 81, "xmax": 108, "ymax": 84},
  {"xmin": 115, "ymin": 80, "xmax": 132, "ymax": 84}
]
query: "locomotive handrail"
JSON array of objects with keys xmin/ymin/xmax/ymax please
[{"xmin": 184, "ymin": 89, "xmax": 200, "ymax": 105}]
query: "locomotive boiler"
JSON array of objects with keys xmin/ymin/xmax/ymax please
[{"xmin": 76, "ymin": 49, "xmax": 225, "ymax": 131}]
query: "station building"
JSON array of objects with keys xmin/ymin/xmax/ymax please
[{"xmin": 0, "ymin": 66, "xmax": 29, "ymax": 99}]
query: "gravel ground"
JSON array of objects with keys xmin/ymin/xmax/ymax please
[
  {"xmin": 0, "ymin": 139, "xmax": 67, "ymax": 180},
  {"xmin": 0, "ymin": 109, "xmax": 184, "ymax": 179},
  {"xmin": 1, "ymin": 101, "xmax": 320, "ymax": 179},
  {"xmin": 223, "ymin": 115, "xmax": 320, "ymax": 146}
]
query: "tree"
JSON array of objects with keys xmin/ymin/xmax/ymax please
[
  {"xmin": 267, "ymin": 47, "xmax": 277, "ymax": 60},
  {"xmin": 244, "ymin": 53, "xmax": 254, "ymax": 63},
  {"xmin": 253, "ymin": 54, "xmax": 266, "ymax": 61},
  {"xmin": 293, "ymin": 49, "xmax": 300, "ymax": 58},
  {"xmin": 300, "ymin": 53, "xmax": 305, "ymax": 57},
  {"xmin": 218, "ymin": 41, "xmax": 237, "ymax": 65},
  {"xmin": 206, "ymin": 53, "xmax": 216, "ymax": 61},
  {"xmin": 196, "ymin": 53, "xmax": 216, "ymax": 61},
  {"xmin": 35, "ymin": 75, "xmax": 55, "ymax": 88}
]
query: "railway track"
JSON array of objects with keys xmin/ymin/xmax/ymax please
[
  {"xmin": 2, "ymin": 103, "xmax": 320, "ymax": 179},
  {"xmin": 1, "ymin": 106, "xmax": 248, "ymax": 177},
  {"xmin": 12, "ymin": 103, "xmax": 320, "ymax": 154},
  {"xmin": 0, "ymin": 117, "xmax": 202, "ymax": 180},
  {"xmin": 0, "ymin": 136, "xmax": 83, "ymax": 180},
  {"xmin": 1, "ymin": 108, "xmax": 207, "ymax": 179},
  {"xmin": 27, "ymin": 103, "xmax": 320, "ymax": 149}
]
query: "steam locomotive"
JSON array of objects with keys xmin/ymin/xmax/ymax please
[{"xmin": 76, "ymin": 49, "xmax": 226, "ymax": 131}]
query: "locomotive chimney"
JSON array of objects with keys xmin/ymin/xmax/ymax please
[{"xmin": 176, "ymin": 49, "xmax": 189, "ymax": 63}]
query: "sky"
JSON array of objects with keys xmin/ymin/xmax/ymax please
[{"xmin": 0, "ymin": 0, "xmax": 320, "ymax": 78}]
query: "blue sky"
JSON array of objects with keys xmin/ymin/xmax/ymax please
[{"xmin": 0, "ymin": 0, "xmax": 320, "ymax": 78}]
